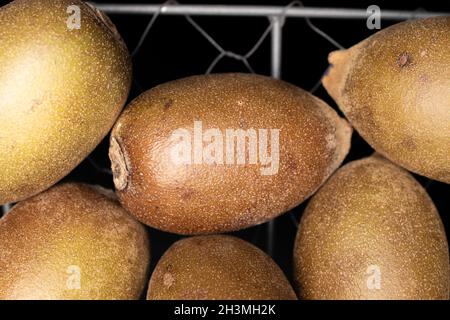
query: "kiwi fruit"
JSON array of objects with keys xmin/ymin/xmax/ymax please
[
  {"xmin": 109, "ymin": 73, "xmax": 352, "ymax": 234},
  {"xmin": 323, "ymin": 17, "xmax": 450, "ymax": 183},
  {"xmin": 0, "ymin": 0, "xmax": 132, "ymax": 204},
  {"xmin": 293, "ymin": 155, "xmax": 449, "ymax": 300},
  {"xmin": 0, "ymin": 183, "xmax": 150, "ymax": 300},
  {"xmin": 147, "ymin": 235, "xmax": 297, "ymax": 300}
]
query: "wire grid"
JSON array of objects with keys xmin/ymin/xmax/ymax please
[
  {"xmin": 131, "ymin": 1, "xmax": 343, "ymax": 83},
  {"xmin": 0, "ymin": 1, "xmax": 440, "ymax": 256}
]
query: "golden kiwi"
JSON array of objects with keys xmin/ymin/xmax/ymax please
[
  {"xmin": 0, "ymin": 183, "xmax": 150, "ymax": 300},
  {"xmin": 293, "ymin": 155, "xmax": 449, "ymax": 300},
  {"xmin": 323, "ymin": 17, "xmax": 450, "ymax": 183},
  {"xmin": 0, "ymin": 0, "xmax": 132, "ymax": 204},
  {"xmin": 147, "ymin": 235, "xmax": 297, "ymax": 300},
  {"xmin": 110, "ymin": 73, "xmax": 352, "ymax": 234}
]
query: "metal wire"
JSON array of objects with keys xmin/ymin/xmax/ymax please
[
  {"xmin": 92, "ymin": 3, "xmax": 447, "ymax": 19},
  {"xmin": 131, "ymin": 0, "xmax": 274, "ymax": 74},
  {"xmin": 132, "ymin": 0, "xmax": 178, "ymax": 57},
  {"xmin": 130, "ymin": 0, "xmax": 346, "ymax": 84}
]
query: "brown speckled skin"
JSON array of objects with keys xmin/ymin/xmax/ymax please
[
  {"xmin": 294, "ymin": 155, "xmax": 450, "ymax": 300},
  {"xmin": 147, "ymin": 235, "xmax": 297, "ymax": 300},
  {"xmin": 0, "ymin": 0, "xmax": 132, "ymax": 204},
  {"xmin": 323, "ymin": 17, "xmax": 450, "ymax": 183},
  {"xmin": 0, "ymin": 183, "xmax": 150, "ymax": 300},
  {"xmin": 110, "ymin": 73, "xmax": 352, "ymax": 234}
]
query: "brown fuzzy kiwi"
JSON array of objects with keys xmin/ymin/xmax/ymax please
[
  {"xmin": 0, "ymin": 0, "xmax": 132, "ymax": 204},
  {"xmin": 147, "ymin": 235, "xmax": 297, "ymax": 300},
  {"xmin": 0, "ymin": 183, "xmax": 150, "ymax": 300},
  {"xmin": 323, "ymin": 17, "xmax": 450, "ymax": 183},
  {"xmin": 109, "ymin": 73, "xmax": 352, "ymax": 234},
  {"xmin": 293, "ymin": 154, "xmax": 449, "ymax": 300}
]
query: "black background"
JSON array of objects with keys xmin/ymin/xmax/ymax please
[{"xmin": 1, "ymin": 0, "xmax": 449, "ymax": 298}]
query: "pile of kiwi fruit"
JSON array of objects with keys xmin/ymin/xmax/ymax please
[{"xmin": 0, "ymin": 0, "xmax": 448, "ymax": 300}]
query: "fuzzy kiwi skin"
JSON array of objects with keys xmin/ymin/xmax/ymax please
[
  {"xmin": 0, "ymin": 183, "xmax": 150, "ymax": 300},
  {"xmin": 323, "ymin": 17, "xmax": 450, "ymax": 183},
  {"xmin": 293, "ymin": 155, "xmax": 449, "ymax": 300},
  {"xmin": 0, "ymin": 0, "xmax": 132, "ymax": 204},
  {"xmin": 110, "ymin": 73, "xmax": 352, "ymax": 235},
  {"xmin": 147, "ymin": 235, "xmax": 297, "ymax": 300}
]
